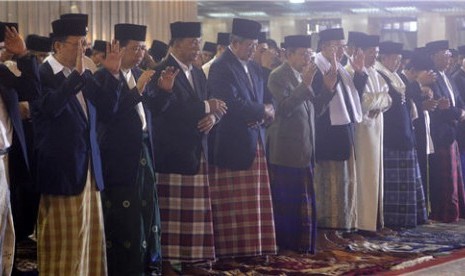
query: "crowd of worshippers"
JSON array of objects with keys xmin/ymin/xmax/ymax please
[{"xmin": 1, "ymin": 12, "xmax": 465, "ymax": 276}]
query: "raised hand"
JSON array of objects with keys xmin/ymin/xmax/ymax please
[
  {"xmin": 422, "ymin": 99, "xmax": 438, "ymax": 112},
  {"xmin": 136, "ymin": 70, "xmax": 155, "ymax": 95},
  {"xmin": 417, "ymin": 70, "xmax": 437, "ymax": 86},
  {"xmin": 264, "ymin": 103, "xmax": 275, "ymax": 124},
  {"xmin": 197, "ymin": 114, "xmax": 216, "ymax": 133},
  {"xmin": 323, "ymin": 55, "xmax": 338, "ymax": 92},
  {"xmin": 437, "ymin": 97, "xmax": 450, "ymax": 110},
  {"xmin": 4, "ymin": 26, "xmax": 27, "ymax": 57},
  {"xmin": 207, "ymin": 98, "xmax": 227, "ymax": 116},
  {"xmin": 157, "ymin": 66, "xmax": 180, "ymax": 92},
  {"xmin": 102, "ymin": 40, "xmax": 125, "ymax": 75},
  {"xmin": 75, "ymin": 40, "xmax": 85, "ymax": 75},
  {"xmin": 302, "ymin": 62, "xmax": 318, "ymax": 86}
]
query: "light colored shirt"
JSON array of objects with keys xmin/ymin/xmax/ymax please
[{"xmin": 121, "ymin": 69, "xmax": 147, "ymax": 131}]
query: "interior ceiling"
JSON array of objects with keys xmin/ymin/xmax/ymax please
[{"xmin": 198, "ymin": 0, "xmax": 465, "ymax": 18}]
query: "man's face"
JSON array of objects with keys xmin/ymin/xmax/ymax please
[
  {"xmin": 174, "ymin": 37, "xmax": 201, "ymax": 64},
  {"xmin": 382, "ymin": 54, "xmax": 402, "ymax": 72},
  {"xmin": 233, "ymin": 39, "xmax": 258, "ymax": 61},
  {"xmin": 364, "ymin": 47, "xmax": 379, "ymax": 67},
  {"xmin": 322, "ymin": 40, "xmax": 345, "ymax": 62},
  {"xmin": 288, "ymin": 48, "xmax": 312, "ymax": 72},
  {"xmin": 432, "ymin": 49, "xmax": 451, "ymax": 71},
  {"xmin": 122, "ymin": 40, "xmax": 146, "ymax": 68},
  {"xmin": 55, "ymin": 35, "xmax": 87, "ymax": 68}
]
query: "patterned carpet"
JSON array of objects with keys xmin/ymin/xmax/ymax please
[{"xmin": 13, "ymin": 221, "xmax": 465, "ymax": 275}]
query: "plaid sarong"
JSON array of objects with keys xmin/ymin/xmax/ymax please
[
  {"xmin": 0, "ymin": 156, "xmax": 14, "ymax": 276},
  {"xmin": 429, "ymin": 141, "xmax": 465, "ymax": 222},
  {"xmin": 269, "ymin": 164, "xmax": 316, "ymax": 254},
  {"xmin": 156, "ymin": 155, "xmax": 215, "ymax": 262},
  {"xmin": 383, "ymin": 148, "xmax": 427, "ymax": 228},
  {"xmin": 37, "ymin": 168, "xmax": 107, "ymax": 276},
  {"xmin": 209, "ymin": 143, "xmax": 277, "ymax": 258}
]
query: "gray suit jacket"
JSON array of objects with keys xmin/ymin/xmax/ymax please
[{"xmin": 266, "ymin": 62, "xmax": 316, "ymax": 168}]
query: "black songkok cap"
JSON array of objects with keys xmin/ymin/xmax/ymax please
[
  {"xmin": 217, "ymin": 32, "xmax": 230, "ymax": 46},
  {"xmin": 347, "ymin": 31, "xmax": 365, "ymax": 46},
  {"xmin": 379, "ymin": 41, "xmax": 403, "ymax": 55},
  {"xmin": 202, "ymin": 41, "xmax": 217, "ymax": 53},
  {"xmin": 410, "ymin": 47, "xmax": 433, "ymax": 71},
  {"xmin": 318, "ymin": 28, "xmax": 345, "ymax": 43},
  {"xmin": 258, "ymin": 32, "xmax": 267, "ymax": 44},
  {"xmin": 401, "ymin": 50, "xmax": 413, "ymax": 59},
  {"xmin": 115, "ymin": 23, "xmax": 147, "ymax": 41},
  {"xmin": 149, "ymin": 40, "xmax": 168, "ymax": 61},
  {"xmin": 284, "ymin": 35, "xmax": 312, "ymax": 48},
  {"xmin": 93, "ymin": 40, "xmax": 107, "ymax": 52},
  {"xmin": 0, "ymin": 22, "xmax": 19, "ymax": 42},
  {"xmin": 52, "ymin": 18, "xmax": 87, "ymax": 37},
  {"xmin": 26, "ymin": 34, "xmax": 52, "ymax": 52},
  {"xmin": 458, "ymin": 45, "xmax": 465, "ymax": 56},
  {"xmin": 353, "ymin": 34, "xmax": 380, "ymax": 49},
  {"xmin": 232, "ymin": 18, "xmax": 262, "ymax": 40},
  {"xmin": 60, "ymin": 13, "xmax": 89, "ymax": 26},
  {"xmin": 170, "ymin": 21, "xmax": 201, "ymax": 38},
  {"xmin": 425, "ymin": 40, "xmax": 449, "ymax": 54}
]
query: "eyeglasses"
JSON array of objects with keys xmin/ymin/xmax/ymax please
[
  {"xmin": 129, "ymin": 45, "xmax": 147, "ymax": 52},
  {"xmin": 62, "ymin": 40, "xmax": 88, "ymax": 48}
]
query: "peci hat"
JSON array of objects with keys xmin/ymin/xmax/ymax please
[
  {"xmin": 379, "ymin": 41, "xmax": 403, "ymax": 55},
  {"xmin": 25, "ymin": 34, "xmax": 52, "ymax": 52},
  {"xmin": 148, "ymin": 40, "xmax": 168, "ymax": 62},
  {"xmin": 170, "ymin": 21, "xmax": 201, "ymax": 39},
  {"xmin": 0, "ymin": 22, "xmax": 19, "ymax": 42},
  {"xmin": 347, "ymin": 31, "xmax": 365, "ymax": 47},
  {"xmin": 425, "ymin": 40, "xmax": 449, "ymax": 55},
  {"xmin": 231, "ymin": 18, "xmax": 261, "ymax": 40},
  {"xmin": 217, "ymin": 32, "xmax": 230, "ymax": 46},
  {"xmin": 52, "ymin": 18, "xmax": 87, "ymax": 37},
  {"xmin": 258, "ymin": 31, "xmax": 267, "ymax": 44},
  {"xmin": 60, "ymin": 13, "xmax": 88, "ymax": 26},
  {"xmin": 318, "ymin": 28, "xmax": 345, "ymax": 43},
  {"xmin": 93, "ymin": 40, "xmax": 108, "ymax": 52},
  {"xmin": 115, "ymin": 23, "xmax": 147, "ymax": 41},
  {"xmin": 202, "ymin": 41, "xmax": 217, "ymax": 53},
  {"xmin": 283, "ymin": 35, "xmax": 311, "ymax": 48}
]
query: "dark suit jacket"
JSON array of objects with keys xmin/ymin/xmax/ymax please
[
  {"xmin": 32, "ymin": 61, "xmax": 120, "ymax": 195},
  {"xmin": 452, "ymin": 68, "xmax": 465, "ymax": 150},
  {"xmin": 207, "ymin": 48, "xmax": 271, "ymax": 170},
  {"xmin": 428, "ymin": 69, "xmax": 464, "ymax": 148},
  {"xmin": 312, "ymin": 68, "xmax": 351, "ymax": 161},
  {"xmin": 95, "ymin": 67, "xmax": 171, "ymax": 186},
  {"xmin": 151, "ymin": 55, "xmax": 208, "ymax": 175},
  {"xmin": 377, "ymin": 71, "xmax": 415, "ymax": 150},
  {"xmin": 0, "ymin": 55, "xmax": 40, "ymax": 173}
]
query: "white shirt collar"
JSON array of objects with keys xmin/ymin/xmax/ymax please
[
  {"xmin": 170, "ymin": 53, "xmax": 192, "ymax": 72},
  {"xmin": 47, "ymin": 55, "xmax": 70, "ymax": 75},
  {"xmin": 289, "ymin": 63, "xmax": 301, "ymax": 81}
]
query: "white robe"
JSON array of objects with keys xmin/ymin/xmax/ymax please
[{"xmin": 347, "ymin": 64, "xmax": 392, "ymax": 231}]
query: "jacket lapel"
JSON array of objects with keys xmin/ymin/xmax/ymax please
[{"xmin": 167, "ymin": 56, "xmax": 198, "ymax": 99}]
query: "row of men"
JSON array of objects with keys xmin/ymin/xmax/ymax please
[{"xmin": 1, "ymin": 13, "xmax": 465, "ymax": 276}]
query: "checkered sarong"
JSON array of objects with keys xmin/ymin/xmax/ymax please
[
  {"xmin": 209, "ymin": 143, "xmax": 277, "ymax": 258},
  {"xmin": 37, "ymin": 168, "xmax": 107, "ymax": 276},
  {"xmin": 156, "ymin": 155, "xmax": 215, "ymax": 262},
  {"xmin": 0, "ymin": 156, "xmax": 14, "ymax": 276}
]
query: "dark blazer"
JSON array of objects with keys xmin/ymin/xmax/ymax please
[
  {"xmin": 312, "ymin": 68, "xmax": 351, "ymax": 161},
  {"xmin": 377, "ymin": 70, "xmax": 415, "ymax": 150},
  {"xmin": 207, "ymin": 48, "xmax": 271, "ymax": 170},
  {"xmin": 0, "ymin": 55, "xmax": 40, "ymax": 171},
  {"xmin": 152, "ymin": 55, "xmax": 208, "ymax": 175},
  {"xmin": 95, "ymin": 67, "xmax": 171, "ymax": 186},
  {"xmin": 32, "ymin": 61, "xmax": 120, "ymax": 195},
  {"xmin": 452, "ymin": 69, "xmax": 465, "ymax": 150},
  {"xmin": 428, "ymin": 69, "xmax": 464, "ymax": 148}
]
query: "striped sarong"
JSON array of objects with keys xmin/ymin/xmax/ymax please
[
  {"xmin": 313, "ymin": 153, "xmax": 357, "ymax": 231},
  {"xmin": 429, "ymin": 141, "xmax": 465, "ymax": 222},
  {"xmin": 0, "ymin": 155, "xmax": 14, "ymax": 276},
  {"xmin": 37, "ymin": 168, "xmax": 107, "ymax": 276},
  {"xmin": 383, "ymin": 148, "xmax": 427, "ymax": 228},
  {"xmin": 269, "ymin": 164, "xmax": 316, "ymax": 254},
  {"xmin": 209, "ymin": 143, "xmax": 277, "ymax": 258},
  {"xmin": 157, "ymin": 154, "xmax": 215, "ymax": 262}
]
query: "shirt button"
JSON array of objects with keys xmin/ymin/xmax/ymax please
[{"xmin": 122, "ymin": 200, "xmax": 130, "ymax": 208}]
